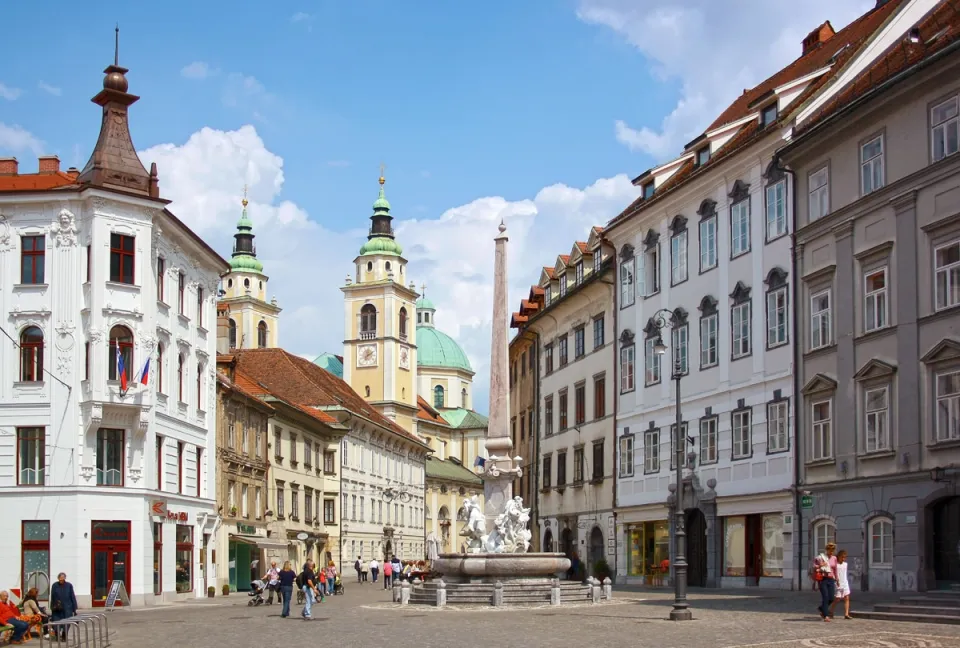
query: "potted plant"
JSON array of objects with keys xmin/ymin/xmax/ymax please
[
  {"xmin": 229, "ymin": 506, "xmax": 238, "ymax": 517},
  {"xmin": 207, "ymin": 586, "xmax": 215, "ymax": 598},
  {"xmin": 221, "ymin": 583, "xmax": 230, "ymax": 596},
  {"xmin": 593, "ymin": 558, "xmax": 612, "ymax": 582}
]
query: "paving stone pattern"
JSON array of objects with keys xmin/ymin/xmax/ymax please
[{"xmin": 104, "ymin": 587, "xmax": 960, "ymax": 648}]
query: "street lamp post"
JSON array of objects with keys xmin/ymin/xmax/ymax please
[
  {"xmin": 339, "ymin": 523, "xmax": 349, "ymax": 576},
  {"xmin": 650, "ymin": 308, "xmax": 693, "ymax": 621}
]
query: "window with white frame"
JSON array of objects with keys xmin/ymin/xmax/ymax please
[
  {"xmin": 700, "ymin": 312, "xmax": 718, "ymax": 368},
  {"xmin": 767, "ymin": 287, "xmax": 787, "ymax": 348},
  {"xmin": 593, "ymin": 249, "xmax": 602, "ymax": 274},
  {"xmin": 731, "ymin": 199, "xmax": 750, "ymax": 257},
  {"xmin": 864, "ymin": 268, "xmax": 888, "ymax": 332},
  {"xmin": 620, "ymin": 345, "xmax": 635, "ymax": 393},
  {"xmin": 544, "ymin": 288, "xmax": 552, "ymax": 307},
  {"xmin": 700, "ymin": 216, "xmax": 717, "ymax": 271},
  {"xmin": 559, "ymin": 276, "xmax": 567, "ymax": 298},
  {"xmin": 699, "ymin": 417, "xmax": 718, "ymax": 464},
  {"xmin": 671, "ymin": 227, "xmax": 688, "ymax": 285},
  {"xmin": 811, "ymin": 290, "xmax": 832, "ymax": 350},
  {"xmin": 620, "ymin": 259, "xmax": 635, "ymax": 307},
  {"xmin": 935, "ymin": 370, "xmax": 960, "ymax": 442},
  {"xmin": 869, "ymin": 518, "xmax": 893, "ymax": 566},
  {"xmin": 641, "ymin": 244, "xmax": 660, "ymax": 296},
  {"xmin": 767, "ymin": 401, "xmax": 788, "ymax": 453},
  {"xmin": 864, "ymin": 386, "xmax": 889, "ymax": 453},
  {"xmin": 811, "ymin": 400, "xmax": 833, "ymax": 461},
  {"xmin": 766, "ymin": 180, "xmax": 786, "ymax": 240},
  {"xmin": 644, "ymin": 428, "xmax": 660, "ymax": 473},
  {"xmin": 575, "ymin": 261, "xmax": 584, "ymax": 285},
  {"xmin": 860, "ymin": 135, "xmax": 884, "ymax": 195},
  {"xmin": 932, "ymin": 96, "xmax": 959, "ymax": 162},
  {"xmin": 935, "ymin": 240, "xmax": 960, "ymax": 311},
  {"xmin": 731, "ymin": 301, "xmax": 751, "ymax": 359},
  {"xmin": 619, "ymin": 434, "xmax": 634, "ymax": 477},
  {"xmin": 731, "ymin": 408, "xmax": 752, "ymax": 459},
  {"xmin": 809, "ymin": 166, "xmax": 829, "ymax": 221},
  {"xmin": 672, "ymin": 324, "xmax": 688, "ymax": 375},
  {"xmin": 644, "ymin": 337, "xmax": 661, "ymax": 386},
  {"xmin": 813, "ymin": 520, "xmax": 836, "ymax": 555},
  {"xmin": 669, "ymin": 422, "xmax": 689, "ymax": 470}
]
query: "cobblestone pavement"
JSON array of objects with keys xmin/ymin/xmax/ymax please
[{"xmin": 100, "ymin": 585, "xmax": 960, "ymax": 648}]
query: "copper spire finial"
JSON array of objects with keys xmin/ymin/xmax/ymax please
[
  {"xmin": 379, "ymin": 162, "xmax": 385, "ymax": 186},
  {"xmin": 242, "ymin": 184, "xmax": 248, "ymax": 207},
  {"xmin": 114, "ymin": 24, "xmax": 119, "ymax": 66}
]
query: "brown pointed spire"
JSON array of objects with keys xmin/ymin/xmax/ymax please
[{"xmin": 78, "ymin": 27, "xmax": 156, "ymax": 198}]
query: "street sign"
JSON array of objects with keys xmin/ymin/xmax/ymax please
[
  {"xmin": 296, "ymin": 532, "xmax": 309, "ymax": 541},
  {"xmin": 801, "ymin": 494, "xmax": 814, "ymax": 509}
]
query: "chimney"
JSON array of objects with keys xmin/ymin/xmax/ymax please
[
  {"xmin": 66, "ymin": 167, "xmax": 80, "ymax": 180},
  {"xmin": 0, "ymin": 157, "xmax": 18, "ymax": 175},
  {"xmin": 802, "ymin": 21, "xmax": 836, "ymax": 55},
  {"xmin": 38, "ymin": 155, "xmax": 60, "ymax": 174},
  {"xmin": 216, "ymin": 304, "xmax": 231, "ymax": 355}
]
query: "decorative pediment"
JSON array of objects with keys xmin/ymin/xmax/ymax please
[
  {"xmin": 921, "ymin": 338, "xmax": 960, "ymax": 365},
  {"xmin": 697, "ymin": 199, "xmax": 717, "ymax": 219},
  {"xmin": 669, "ymin": 215, "xmax": 687, "ymax": 235},
  {"xmin": 729, "ymin": 281, "xmax": 752, "ymax": 305},
  {"xmin": 765, "ymin": 266, "xmax": 789, "ymax": 290},
  {"xmin": 619, "ymin": 329, "xmax": 636, "ymax": 346},
  {"xmin": 619, "ymin": 243, "xmax": 635, "ymax": 261},
  {"xmin": 801, "ymin": 373, "xmax": 838, "ymax": 395},
  {"xmin": 643, "ymin": 229, "xmax": 660, "ymax": 250},
  {"xmin": 763, "ymin": 159, "xmax": 785, "ymax": 184},
  {"xmin": 728, "ymin": 179, "xmax": 751, "ymax": 203},
  {"xmin": 643, "ymin": 318, "xmax": 661, "ymax": 339},
  {"xmin": 671, "ymin": 307, "xmax": 689, "ymax": 327},
  {"xmin": 698, "ymin": 295, "xmax": 718, "ymax": 317},
  {"xmin": 854, "ymin": 359, "xmax": 897, "ymax": 382}
]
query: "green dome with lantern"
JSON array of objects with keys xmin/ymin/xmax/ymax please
[
  {"xmin": 230, "ymin": 194, "xmax": 264, "ymax": 274},
  {"xmin": 359, "ymin": 173, "xmax": 403, "ymax": 257}
]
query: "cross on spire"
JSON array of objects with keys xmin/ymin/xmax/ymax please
[{"xmin": 114, "ymin": 24, "xmax": 119, "ymax": 66}]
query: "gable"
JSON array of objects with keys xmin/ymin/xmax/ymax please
[
  {"xmin": 801, "ymin": 373, "xmax": 838, "ymax": 395},
  {"xmin": 854, "ymin": 358, "xmax": 897, "ymax": 381},
  {"xmin": 921, "ymin": 338, "xmax": 960, "ymax": 364}
]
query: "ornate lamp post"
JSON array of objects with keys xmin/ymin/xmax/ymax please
[{"xmin": 648, "ymin": 308, "xmax": 693, "ymax": 621}]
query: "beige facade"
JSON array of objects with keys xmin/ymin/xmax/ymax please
[{"xmin": 509, "ymin": 331, "xmax": 539, "ymax": 549}]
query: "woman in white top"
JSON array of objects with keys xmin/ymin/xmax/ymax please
[{"xmin": 830, "ymin": 549, "xmax": 852, "ymax": 619}]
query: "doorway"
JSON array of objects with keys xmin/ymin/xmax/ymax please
[
  {"xmin": 933, "ymin": 497, "xmax": 960, "ymax": 589},
  {"xmin": 384, "ymin": 541, "xmax": 393, "ymax": 561},
  {"xmin": 91, "ymin": 521, "xmax": 131, "ymax": 607},
  {"xmin": 588, "ymin": 527, "xmax": 605, "ymax": 574},
  {"xmin": 561, "ymin": 527, "xmax": 574, "ymax": 558},
  {"xmin": 685, "ymin": 509, "xmax": 707, "ymax": 587},
  {"xmin": 543, "ymin": 529, "xmax": 554, "ymax": 553},
  {"xmin": 745, "ymin": 514, "xmax": 764, "ymax": 585}
]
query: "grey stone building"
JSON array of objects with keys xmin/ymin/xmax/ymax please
[{"xmin": 779, "ymin": 4, "xmax": 960, "ymax": 593}]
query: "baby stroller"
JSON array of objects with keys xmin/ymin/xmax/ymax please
[
  {"xmin": 333, "ymin": 575, "xmax": 344, "ymax": 595},
  {"xmin": 247, "ymin": 579, "xmax": 266, "ymax": 606}
]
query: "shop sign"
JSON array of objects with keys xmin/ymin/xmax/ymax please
[
  {"xmin": 150, "ymin": 500, "xmax": 167, "ymax": 516},
  {"xmin": 237, "ymin": 523, "xmax": 257, "ymax": 535},
  {"xmin": 800, "ymin": 495, "xmax": 814, "ymax": 509},
  {"xmin": 166, "ymin": 511, "xmax": 189, "ymax": 522}
]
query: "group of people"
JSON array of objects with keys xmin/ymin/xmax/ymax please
[
  {"xmin": 355, "ymin": 556, "xmax": 425, "ymax": 589},
  {"xmin": 0, "ymin": 573, "xmax": 78, "ymax": 644},
  {"xmin": 812, "ymin": 542, "xmax": 853, "ymax": 621},
  {"xmin": 258, "ymin": 559, "xmax": 340, "ymax": 620}
]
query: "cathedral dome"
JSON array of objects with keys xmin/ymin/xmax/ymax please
[
  {"xmin": 416, "ymin": 326, "xmax": 472, "ymax": 371},
  {"xmin": 359, "ymin": 236, "xmax": 403, "ymax": 257},
  {"xmin": 229, "ymin": 254, "xmax": 264, "ymax": 273}
]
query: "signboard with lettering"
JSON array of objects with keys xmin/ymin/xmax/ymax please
[
  {"xmin": 104, "ymin": 580, "xmax": 130, "ymax": 610},
  {"xmin": 166, "ymin": 511, "xmax": 188, "ymax": 522},
  {"xmin": 801, "ymin": 495, "xmax": 814, "ymax": 509},
  {"xmin": 237, "ymin": 523, "xmax": 256, "ymax": 535},
  {"xmin": 150, "ymin": 500, "xmax": 166, "ymax": 517}
]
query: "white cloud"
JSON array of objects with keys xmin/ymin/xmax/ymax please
[
  {"xmin": 181, "ymin": 62, "xmax": 219, "ymax": 80},
  {"xmin": 291, "ymin": 12, "xmax": 314, "ymax": 31},
  {"xmin": 0, "ymin": 83, "xmax": 22, "ymax": 101},
  {"xmin": 0, "ymin": 123, "xmax": 44, "ymax": 155},
  {"xmin": 222, "ymin": 73, "xmax": 270, "ymax": 109},
  {"xmin": 139, "ymin": 125, "xmax": 639, "ymax": 412},
  {"xmin": 37, "ymin": 82, "xmax": 61, "ymax": 97},
  {"xmin": 578, "ymin": 0, "xmax": 874, "ymax": 159}
]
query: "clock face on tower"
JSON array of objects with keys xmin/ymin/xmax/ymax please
[
  {"xmin": 399, "ymin": 345, "xmax": 410, "ymax": 370},
  {"xmin": 357, "ymin": 344, "xmax": 378, "ymax": 368}
]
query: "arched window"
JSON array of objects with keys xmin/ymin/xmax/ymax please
[
  {"xmin": 178, "ymin": 354, "xmax": 185, "ymax": 402},
  {"xmin": 812, "ymin": 520, "xmax": 836, "ymax": 556},
  {"xmin": 434, "ymin": 385, "xmax": 445, "ymax": 409},
  {"xmin": 228, "ymin": 319, "xmax": 237, "ymax": 348},
  {"xmin": 157, "ymin": 342, "xmax": 165, "ymax": 393},
  {"xmin": 399, "ymin": 307, "xmax": 408, "ymax": 338},
  {"xmin": 197, "ymin": 361, "xmax": 204, "ymax": 409},
  {"xmin": 243, "ymin": 278, "xmax": 250, "ymax": 288},
  {"xmin": 257, "ymin": 321, "xmax": 268, "ymax": 348},
  {"xmin": 108, "ymin": 325, "xmax": 134, "ymax": 382},
  {"xmin": 461, "ymin": 388, "xmax": 468, "ymax": 409},
  {"xmin": 869, "ymin": 518, "xmax": 894, "ymax": 567},
  {"xmin": 20, "ymin": 326, "xmax": 43, "ymax": 382},
  {"xmin": 361, "ymin": 304, "xmax": 377, "ymax": 336}
]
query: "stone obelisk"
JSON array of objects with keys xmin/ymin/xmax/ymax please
[{"xmin": 483, "ymin": 221, "xmax": 516, "ymax": 521}]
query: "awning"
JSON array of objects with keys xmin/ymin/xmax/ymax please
[{"xmin": 229, "ymin": 534, "xmax": 290, "ymax": 550}]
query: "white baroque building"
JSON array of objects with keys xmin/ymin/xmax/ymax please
[{"xmin": 0, "ymin": 57, "xmax": 228, "ymax": 605}]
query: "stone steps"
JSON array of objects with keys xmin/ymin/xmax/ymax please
[
  {"xmin": 855, "ymin": 610, "xmax": 960, "ymax": 625},
  {"xmin": 860, "ymin": 590, "xmax": 960, "ymax": 624},
  {"xmin": 898, "ymin": 597, "xmax": 960, "ymax": 608}
]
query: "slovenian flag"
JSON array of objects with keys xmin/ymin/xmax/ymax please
[
  {"xmin": 138, "ymin": 355, "xmax": 150, "ymax": 386},
  {"xmin": 116, "ymin": 347, "xmax": 127, "ymax": 392}
]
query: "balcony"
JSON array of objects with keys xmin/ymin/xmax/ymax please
[{"xmin": 359, "ymin": 331, "xmax": 376, "ymax": 340}]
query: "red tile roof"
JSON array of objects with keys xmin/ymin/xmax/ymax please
[
  {"xmin": 542, "ymin": 266, "xmax": 556, "ymax": 279},
  {"xmin": 416, "ymin": 396, "xmax": 449, "ymax": 425},
  {"xmin": 557, "ymin": 254, "xmax": 571, "ymax": 265},
  {"xmin": 575, "ymin": 241, "xmax": 589, "ymax": 253},
  {"xmin": 0, "ymin": 171, "xmax": 79, "ymax": 192},
  {"xmin": 216, "ymin": 371, "xmax": 276, "ymax": 412}
]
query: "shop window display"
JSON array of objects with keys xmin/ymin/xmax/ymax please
[{"xmin": 625, "ymin": 521, "xmax": 670, "ymax": 584}]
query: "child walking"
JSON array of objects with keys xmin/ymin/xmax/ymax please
[{"xmin": 830, "ymin": 550, "xmax": 852, "ymax": 619}]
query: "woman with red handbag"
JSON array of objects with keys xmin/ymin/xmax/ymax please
[{"xmin": 812, "ymin": 543, "xmax": 838, "ymax": 621}]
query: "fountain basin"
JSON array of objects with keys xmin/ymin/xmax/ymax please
[{"xmin": 432, "ymin": 552, "xmax": 571, "ymax": 580}]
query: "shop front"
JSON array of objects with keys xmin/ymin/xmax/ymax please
[
  {"xmin": 91, "ymin": 521, "xmax": 131, "ymax": 607},
  {"xmin": 716, "ymin": 493, "xmax": 793, "ymax": 590},
  {"xmin": 624, "ymin": 520, "xmax": 670, "ymax": 586},
  {"xmin": 227, "ymin": 525, "xmax": 290, "ymax": 592}
]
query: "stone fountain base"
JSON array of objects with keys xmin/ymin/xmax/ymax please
[{"xmin": 432, "ymin": 552, "xmax": 571, "ymax": 581}]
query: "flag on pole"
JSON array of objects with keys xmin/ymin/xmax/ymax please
[
  {"xmin": 138, "ymin": 355, "xmax": 151, "ymax": 386},
  {"xmin": 116, "ymin": 346, "xmax": 127, "ymax": 392}
]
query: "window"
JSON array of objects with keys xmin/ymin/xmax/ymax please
[
  {"xmin": 521, "ymin": 351, "xmax": 527, "ymax": 377},
  {"xmin": 594, "ymin": 375, "xmax": 606, "ymax": 419},
  {"xmin": 291, "ymin": 487, "xmax": 300, "ymax": 520},
  {"xmin": 620, "ymin": 259, "xmax": 635, "ymax": 307},
  {"xmin": 290, "ymin": 433, "xmax": 298, "ymax": 464},
  {"xmin": 640, "ymin": 244, "xmax": 660, "ymax": 296},
  {"xmin": 175, "ymin": 525, "xmax": 193, "ymax": 593},
  {"xmin": 108, "ymin": 325, "xmax": 133, "ymax": 382},
  {"xmin": 813, "ymin": 521, "xmax": 837, "ymax": 556},
  {"xmin": 574, "ymin": 327, "xmax": 585, "ymax": 359},
  {"xmin": 196, "ymin": 362, "xmax": 203, "ymax": 409},
  {"xmin": 324, "ymin": 450, "xmax": 336, "ymax": 474},
  {"xmin": 700, "ymin": 313, "xmax": 718, "ymax": 368},
  {"xmin": 860, "ymin": 136, "xmax": 884, "ymax": 195},
  {"xmin": 671, "ymin": 325, "xmax": 688, "ymax": 375},
  {"xmin": 766, "ymin": 287, "xmax": 788, "ymax": 347},
  {"xmin": 157, "ymin": 343, "xmax": 165, "ymax": 393},
  {"xmin": 177, "ymin": 441, "xmax": 184, "ymax": 493},
  {"xmin": 811, "ymin": 291, "xmax": 832, "ymax": 349},
  {"xmin": 434, "ymin": 385, "xmax": 444, "ymax": 409},
  {"xmin": 304, "ymin": 439, "xmax": 312, "ymax": 468},
  {"xmin": 360, "ymin": 304, "xmax": 377, "ymax": 336},
  {"xmin": 177, "ymin": 272, "xmax": 186, "ymax": 314},
  {"xmin": 86, "ymin": 244, "xmax": 92, "ymax": 282},
  {"xmin": 542, "ymin": 455, "xmax": 551, "ymax": 488},
  {"xmin": 109, "ymin": 233, "xmax": 135, "ymax": 284},
  {"xmin": 936, "ymin": 371, "xmax": 960, "ymax": 442},
  {"xmin": 644, "ymin": 428, "xmax": 660, "ymax": 473},
  {"xmin": 544, "ymin": 288, "xmax": 552, "ymax": 307},
  {"xmin": 766, "ymin": 181, "xmax": 786, "ymax": 240},
  {"xmin": 196, "ymin": 447, "xmax": 203, "ymax": 497},
  {"xmin": 864, "ymin": 268, "xmax": 888, "ymax": 331},
  {"xmin": 559, "ymin": 390, "xmax": 568, "ymax": 430},
  {"xmin": 642, "ymin": 182, "xmax": 655, "ymax": 199},
  {"xmin": 619, "ymin": 434, "xmax": 634, "ymax": 477},
  {"xmin": 85, "ymin": 341, "xmax": 90, "ymax": 380},
  {"xmin": 697, "ymin": 147, "xmax": 710, "ymax": 166},
  {"xmin": 556, "ymin": 451, "xmax": 567, "ymax": 486},
  {"xmin": 732, "ymin": 409, "xmax": 752, "ymax": 459},
  {"xmin": 544, "ymin": 343, "xmax": 554, "ymax": 374},
  {"xmin": 17, "ymin": 427, "xmax": 45, "ymax": 485},
  {"xmin": 593, "ymin": 316, "xmax": 604, "ymax": 349},
  {"xmin": 808, "ymin": 167, "xmax": 829, "ymax": 221},
  {"xmin": 559, "ymin": 276, "xmax": 567, "ymax": 298},
  {"xmin": 669, "ymin": 422, "xmax": 688, "ymax": 470},
  {"xmin": 575, "ymin": 383, "xmax": 586, "ymax": 425},
  {"xmin": 157, "ymin": 257, "xmax": 165, "ymax": 302},
  {"xmin": 869, "ymin": 518, "xmax": 893, "ymax": 566},
  {"xmin": 932, "ymin": 96, "xmax": 959, "ymax": 161},
  {"xmin": 699, "ymin": 417, "xmax": 718, "ymax": 464},
  {"xmin": 559, "ymin": 336, "xmax": 568, "ymax": 367},
  {"xmin": 22, "ymin": 521, "xmax": 51, "ymax": 600},
  {"xmin": 156, "ymin": 436, "xmax": 164, "ymax": 490},
  {"xmin": 593, "ymin": 249, "xmax": 602, "ymax": 273},
  {"xmin": 399, "ymin": 307, "xmax": 408, "ymax": 338},
  {"xmin": 197, "ymin": 287, "xmax": 204, "ymax": 327},
  {"xmin": 700, "ymin": 217, "xmax": 717, "ymax": 271},
  {"xmin": 96, "ymin": 428, "xmax": 124, "ymax": 486},
  {"xmin": 324, "ymin": 499, "xmax": 336, "ymax": 524},
  {"xmin": 19, "ymin": 326, "xmax": 43, "ymax": 382},
  {"xmin": 671, "ymin": 230, "xmax": 688, "ymax": 284},
  {"xmin": 864, "ymin": 387, "xmax": 889, "ymax": 453},
  {"xmin": 257, "ymin": 321, "xmax": 268, "ymax": 348},
  {"xmin": 767, "ymin": 401, "xmax": 788, "ymax": 453},
  {"xmin": 731, "ymin": 199, "xmax": 750, "ymax": 257},
  {"xmin": 644, "ymin": 337, "xmax": 661, "ymax": 386},
  {"xmin": 152, "ymin": 523, "xmax": 162, "ymax": 595},
  {"xmin": 573, "ymin": 447, "xmax": 584, "ymax": 483},
  {"xmin": 935, "ymin": 241, "xmax": 960, "ymax": 311},
  {"xmin": 811, "ymin": 400, "xmax": 833, "ymax": 461},
  {"xmin": 177, "ymin": 354, "xmax": 185, "ymax": 402},
  {"xmin": 305, "ymin": 490, "xmax": 313, "ymax": 523},
  {"xmin": 761, "ymin": 103, "xmax": 778, "ymax": 126},
  {"xmin": 731, "ymin": 302, "xmax": 751, "ymax": 359},
  {"xmin": 544, "ymin": 396, "xmax": 554, "ymax": 436},
  {"xmin": 576, "ymin": 261, "xmax": 584, "ymax": 285},
  {"xmin": 620, "ymin": 344, "xmax": 635, "ymax": 392},
  {"xmin": 20, "ymin": 235, "xmax": 45, "ymax": 284}
]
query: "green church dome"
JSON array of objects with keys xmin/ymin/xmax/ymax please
[
  {"xmin": 229, "ymin": 254, "xmax": 264, "ymax": 273},
  {"xmin": 415, "ymin": 296, "xmax": 436, "ymax": 310},
  {"xmin": 417, "ymin": 326, "xmax": 472, "ymax": 371},
  {"xmin": 359, "ymin": 237, "xmax": 403, "ymax": 257}
]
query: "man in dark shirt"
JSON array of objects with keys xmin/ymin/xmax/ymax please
[{"xmin": 300, "ymin": 560, "xmax": 319, "ymax": 619}]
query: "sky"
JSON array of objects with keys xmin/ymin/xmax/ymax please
[{"xmin": 0, "ymin": 0, "xmax": 873, "ymax": 413}]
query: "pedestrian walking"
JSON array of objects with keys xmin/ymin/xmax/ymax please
[
  {"xmin": 355, "ymin": 556, "xmax": 363, "ymax": 583},
  {"xmin": 300, "ymin": 560, "xmax": 320, "ymax": 620},
  {"xmin": 325, "ymin": 562, "xmax": 337, "ymax": 596},
  {"xmin": 369, "ymin": 557, "xmax": 380, "ymax": 583},
  {"xmin": 829, "ymin": 550, "xmax": 853, "ymax": 620},
  {"xmin": 49, "ymin": 573, "xmax": 78, "ymax": 641},
  {"xmin": 263, "ymin": 561, "xmax": 280, "ymax": 604},
  {"xmin": 383, "ymin": 560, "xmax": 393, "ymax": 590},
  {"xmin": 278, "ymin": 561, "xmax": 296, "ymax": 618},
  {"xmin": 813, "ymin": 542, "xmax": 838, "ymax": 622}
]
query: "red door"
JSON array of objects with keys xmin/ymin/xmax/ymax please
[{"xmin": 91, "ymin": 521, "xmax": 131, "ymax": 607}]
